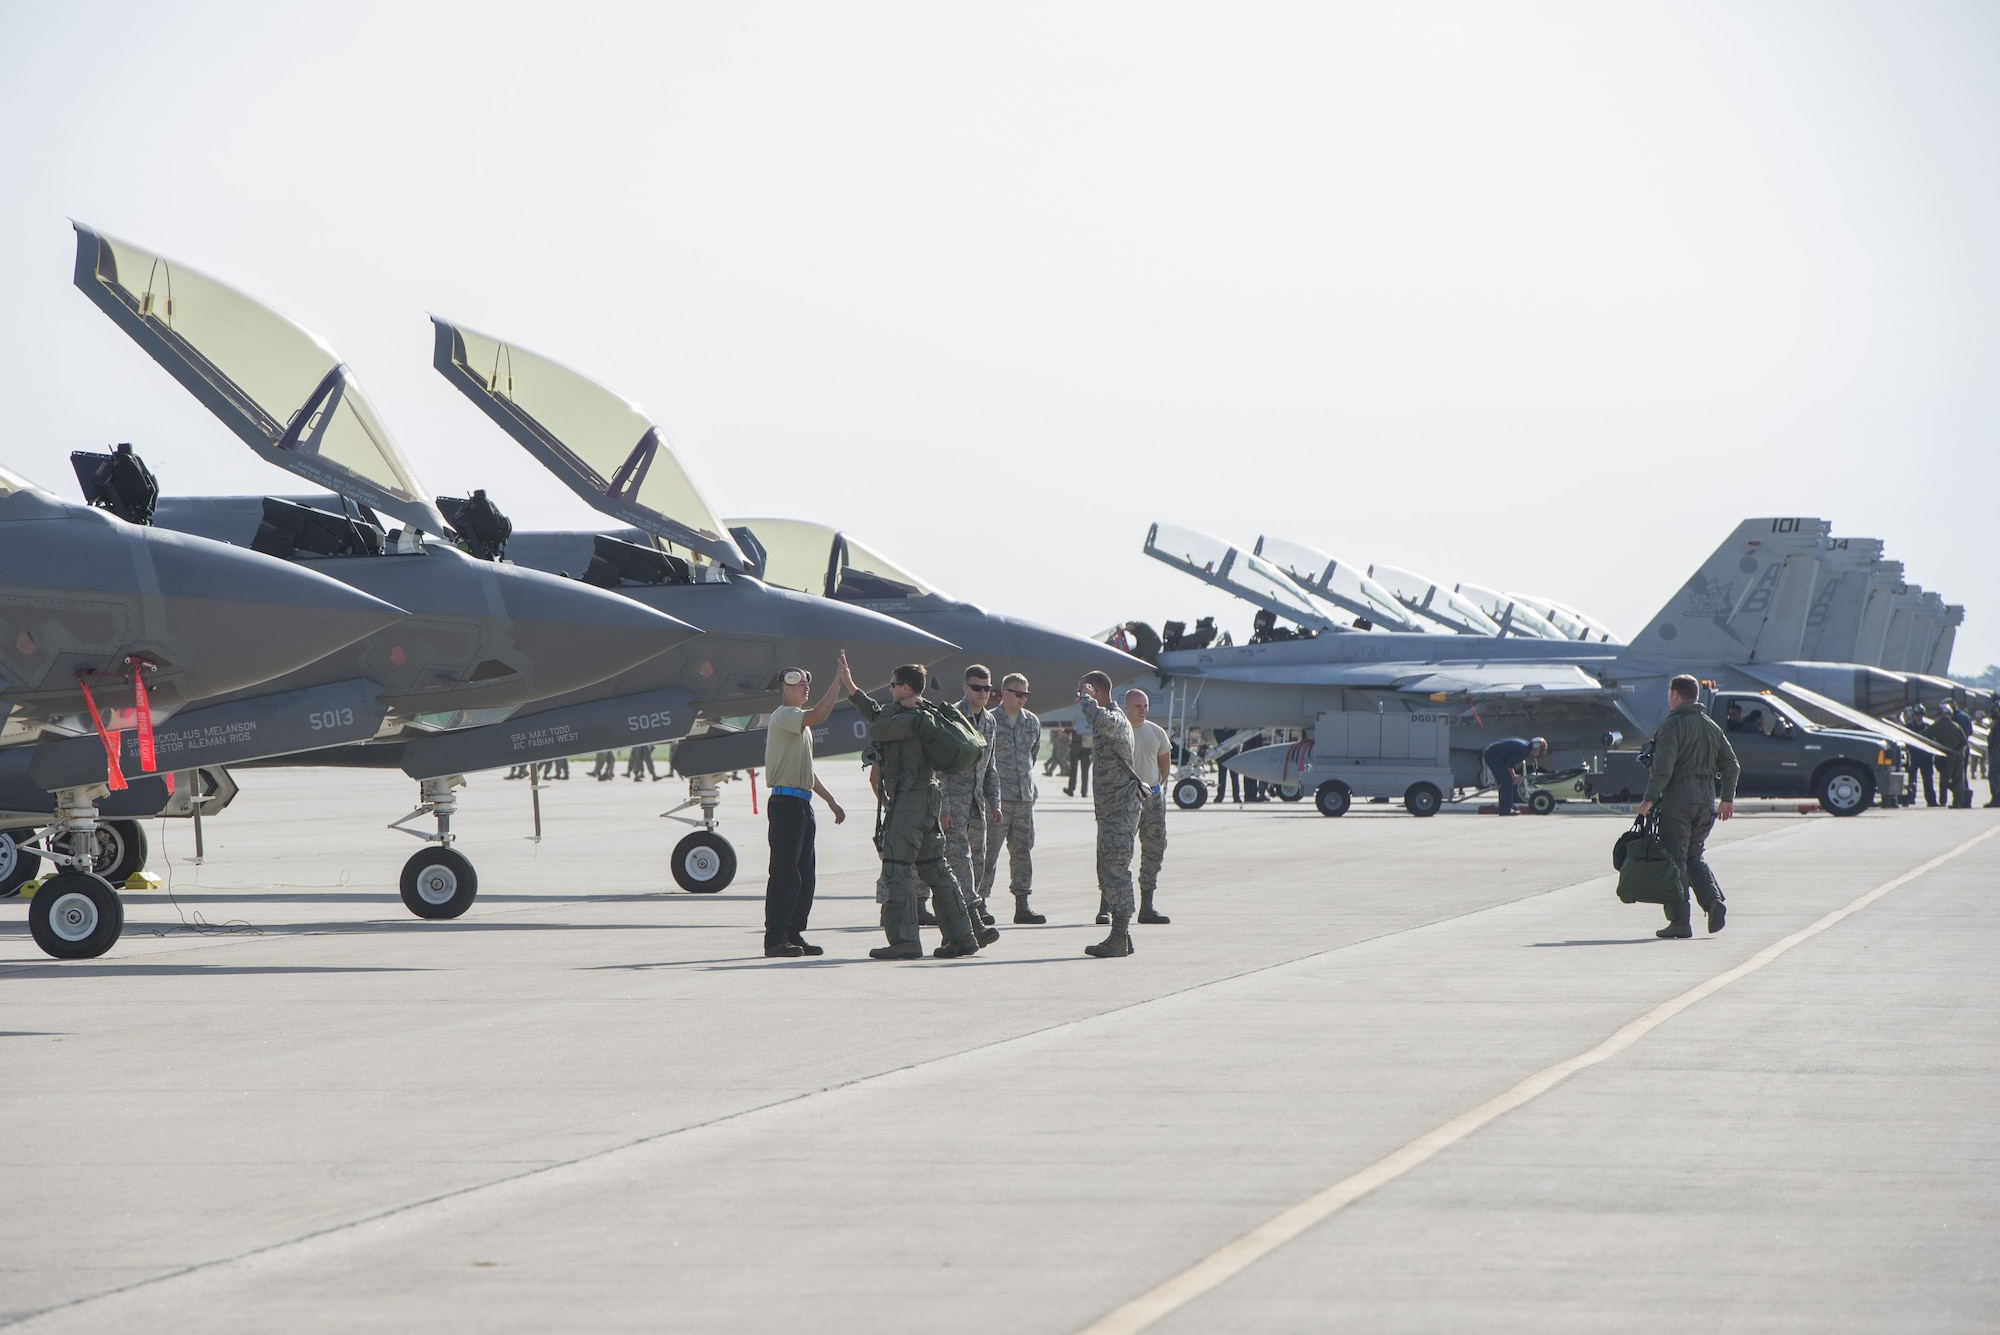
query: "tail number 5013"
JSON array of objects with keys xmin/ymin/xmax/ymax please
[{"xmin": 308, "ymin": 707, "xmax": 356, "ymax": 731}]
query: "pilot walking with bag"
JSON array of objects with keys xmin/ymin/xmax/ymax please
[{"xmin": 1637, "ymin": 674, "xmax": 1740, "ymax": 940}]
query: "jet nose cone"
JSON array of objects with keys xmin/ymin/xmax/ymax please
[
  {"xmin": 788, "ymin": 595, "xmax": 956, "ymax": 690},
  {"xmin": 996, "ymin": 616, "xmax": 1151, "ymax": 694},
  {"xmin": 492, "ymin": 563, "xmax": 701, "ymax": 699},
  {"xmin": 144, "ymin": 526, "xmax": 408, "ymax": 701}
]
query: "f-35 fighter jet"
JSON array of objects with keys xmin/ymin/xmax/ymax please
[
  {"xmin": 1, "ymin": 462, "xmax": 406, "ymax": 956},
  {"xmin": 72, "ymin": 225, "xmax": 701, "ymax": 916}
]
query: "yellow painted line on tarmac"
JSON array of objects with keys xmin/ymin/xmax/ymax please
[{"xmin": 1079, "ymin": 823, "xmax": 2000, "ymax": 1335}]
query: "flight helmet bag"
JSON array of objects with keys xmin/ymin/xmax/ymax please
[
  {"xmin": 1613, "ymin": 813, "xmax": 1682, "ymax": 905},
  {"xmin": 914, "ymin": 699, "xmax": 986, "ymax": 776}
]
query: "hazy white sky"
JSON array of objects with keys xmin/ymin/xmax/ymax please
[{"xmin": 2, "ymin": 2, "xmax": 1992, "ymax": 670}]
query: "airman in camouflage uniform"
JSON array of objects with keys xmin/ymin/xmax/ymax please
[
  {"xmin": 989, "ymin": 673, "xmax": 1043, "ymax": 923},
  {"xmin": 1076, "ymin": 671, "xmax": 1143, "ymax": 958},
  {"xmin": 1639, "ymin": 674, "xmax": 1742, "ymax": 940},
  {"xmin": 1924, "ymin": 710, "xmax": 1969, "ymax": 809},
  {"xmin": 939, "ymin": 666, "xmax": 1002, "ymax": 926},
  {"xmin": 840, "ymin": 656, "xmax": 994, "ymax": 960}
]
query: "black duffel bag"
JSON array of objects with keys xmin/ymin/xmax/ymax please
[{"xmin": 1613, "ymin": 813, "xmax": 1682, "ymax": 905}]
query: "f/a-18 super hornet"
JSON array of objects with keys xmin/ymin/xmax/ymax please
[
  {"xmin": 427, "ymin": 318, "xmax": 953, "ymax": 891},
  {"xmin": 424, "ymin": 319, "xmax": 1144, "ymax": 789},
  {"xmin": 1137, "ymin": 517, "xmax": 1957, "ymax": 817},
  {"xmin": 71, "ymin": 225, "xmax": 704, "ymax": 916},
  {"xmin": 1, "ymin": 461, "xmax": 406, "ymax": 957}
]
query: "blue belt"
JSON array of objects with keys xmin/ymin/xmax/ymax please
[{"xmin": 771, "ymin": 786, "xmax": 813, "ymax": 801}]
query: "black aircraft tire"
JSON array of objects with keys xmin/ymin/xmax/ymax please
[
  {"xmin": 673, "ymin": 832, "xmax": 737, "ymax": 893},
  {"xmin": 90, "ymin": 820, "xmax": 148, "ymax": 886},
  {"xmin": 1171, "ymin": 778, "xmax": 1208, "ymax": 811},
  {"xmin": 1816, "ymin": 763, "xmax": 1874, "ymax": 817},
  {"xmin": 0, "ymin": 828, "xmax": 40, "ymax": 898},
  {"xmin": 29, "ymin": 871, "xmax": 123, "ymax": 959},
  {"xmin": 400, "ymin": 848, "xmax": 479, "ymax": 919},
  {"xmin": 1406, "ymin": 783, "xmax": 1444, "ymax": 818},
  {"xmin": 1274, "ymin": 783, "xmax": 1305, "ymax": 803},
  {"xmin": 1314, "ymin": 782, "xmax": 1352, "ymax": 818},
  {"xmin": 1527, "ymin": 791, "xmax": 1557, "ymax": 816}
]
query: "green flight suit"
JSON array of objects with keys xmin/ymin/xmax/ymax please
[
  {"xmin": 1642, "ymin": 700, "xmax": 1742, "ymax": 930},
  {"xmin": 1925, "ymin": 716, "xmax": 1968, "ymax": 808},
  {"xmin": 851, "ymin": 691, "xmax": 976, "ymax": 948}
]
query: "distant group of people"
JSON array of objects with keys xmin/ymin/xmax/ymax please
[
  {"xmin": 1902, "ymin": 702, "xmax": 1990, "ymax": 809},
  {"xmin": 758, "ymin": 654, "xmax": 1175, "ymax": 962}
]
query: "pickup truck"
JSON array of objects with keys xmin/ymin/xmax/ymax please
[{"xmin": 1596, "ymin": 690, "xmax": 1903, "ymax": 816}]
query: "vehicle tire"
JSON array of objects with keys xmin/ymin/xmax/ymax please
[
  {"xmin": 28, "ymin": 870, "xmax": 123, "ymax": 959},
  {"xmin": 89, "ymin": 820, "xmax": 148, "ymax": 886},
  {"xmin": 672, "ymin": 831, "xmax": 737, "ymax": 892},
  {"xmin": 1274, "ymin": 782, "xmax": 1305, "ymax": 803},
  {"xmin": 1815, "ymin": 762, "xmax": 1874, "ymax": 817},
  {"xmin": 0, "ymin": 828, "xmax": 39, "ymax": 898},
  {"xmin": 1171, "ymin": 777, "xmax": 1208, "ymax": 810},
  {"xmin": 1527, "ymin": 791, "xmax": 1557, "ymax": 816},
  {"xmin": 1405, "ymin": 783, "xmax": 1443, "ymax": 818},
  {"xmin": 400, "ymin": 847, "xmax": 479, "ymax": 919},
  {"xmin": 1314, "ymin": 781, "xmax": 1352, "ymax": 818}
]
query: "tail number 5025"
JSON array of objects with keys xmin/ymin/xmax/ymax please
[{"xmin": 627, "ymin": 710, "xmax": 675, "ymax": 734}]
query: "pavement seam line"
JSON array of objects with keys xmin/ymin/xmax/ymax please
[
  {"xmin": 1076, "ymin": 822, "xmax": 2000, "ymax": 1335},
  {"xmin": 0, "ymin": 816, "xmax": 1817, "ymax": 1328}
]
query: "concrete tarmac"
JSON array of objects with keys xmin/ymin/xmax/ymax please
[{"xmin": 2, "ymin": 767, "xmax": 1995, "ymax": 1331}]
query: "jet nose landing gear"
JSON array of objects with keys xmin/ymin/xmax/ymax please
[
  {"xmin": 661, "ymin": 773, "xmax": 737, "ymax": 893},
  {"xmin": 19, "ymin": 789, "xmax": 125, "ymax": 959},
  {"xmin": 390, "ymin": 776, "xmax": 480, "ymax": 918}
]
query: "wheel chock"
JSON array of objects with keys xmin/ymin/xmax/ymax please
[{"xmin": 123, "ymin": 871, "xmax": 162, "ymax": 890}]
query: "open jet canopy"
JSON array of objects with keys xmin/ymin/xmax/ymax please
[
  {"xmin": 1454, "ymin": 583, "xmax": 1569, "ymax": 640},
  {"xmin": 1143, "ymin": 524, "xmax": 1338, "ymax": 633},
  {"xmin": 725, "ymin": 518, "xmax": 942, "ymax": 603},
  {"xmin": 1366, "ymin": 564, "xmax": 1504, "ymax": 636},
  {"xmin": 71, "ymin": 224, "xmax": 446, "ymax": 538},
  {"xmin": 1252, "ymin": 536, "xmax": 1424, "ymax": 632},
  {"xmin": 1504, "ymin": 593, "xmax": 1616, "ymax": 643},
  {"xmin": 430, "ymin": 318, "xmax": 745, "ymax": 572}
]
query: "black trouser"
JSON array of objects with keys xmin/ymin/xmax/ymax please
[
  {"xmin": 1217, "ymin": 764, "xmax": 1240, "ymax": 803},
  {"xmin": 764, "ymin": 795, "xmax": 817, "ymax": 946},
  {"xmin": 1494, "ymin": 768, "xmax": 1519, "ymax": 813},
  {"xmin": 1912, "ymin": 753, "xmax": 1937, "ymax": 806},
  {"xmin": 1656, "ymin": 799, "xmax": 1724, "ymax": 930}
]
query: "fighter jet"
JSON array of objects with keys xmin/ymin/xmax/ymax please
[
  {"xmin": 1450, "ymin": 583, "xmax": 1569, "ymax": 640},
  {"xmin": 72, "ymin": 225, "xmax": 704, "ymax": 916},
  {"xmin": 427, "ymin": 317, "xmax": 955, "ymax": 890},
  {"xmin": 1365, "ymin": 564, "xmax": 1505, "ymax": 636},
  {"xmin": 425, "ymin": 321, "xmax": 1144, "ymax": 785},
  {"xmin": 1136, "ymin": 517, "xmax": 1956, "ymax": 816},
  {"xmin": 1, "ymin": 461, "xmax": 406, "ymax": 956}
]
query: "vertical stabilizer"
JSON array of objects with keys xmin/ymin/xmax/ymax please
[
  {"xmin": 1850, "ymin": 561, "xmax": 1904, "ymax": 666},
  {"xmin": 1929, "ymin": 605, "xmax": 1963, "ymax": 678},
  {"xmin": 1799, "ymin": 538, "xmax": 1885, "ymax": 661},
  {"xmin": 1615, "ymin": 518, "xmax": 1830, "ymax": 669},
  {"xmin": 1741, "ymin": 528, "xmax": 1827, "ymax": 664},
  {"xmin": 1876, "ymin": 585, "xmax": 1923, "ymax": 670},
  {"xmin": 1902, "ymin": 591, "xmax": 1946, "ymax": 673}
]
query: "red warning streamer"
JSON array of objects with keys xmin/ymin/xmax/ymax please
[
  {"xmin": 127, "ymin": 658, "xmax": 172, "ymax": 795},
  {"xmin": 76, "ymin": 673, "xmax": 127, "ymax": 792}
]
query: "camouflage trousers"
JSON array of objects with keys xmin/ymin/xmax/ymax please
[
  {"xmin": 1093, "ymin": 789, "xmax": 1142, "ymax": 920},
  {"xmin": 1137, "ymin": 789, "xmax": 1167, "ymax": 898},
  {"xmin": 880, "ymin": 783, "xmax": 974, "ymax": 947},
  {"xmin": 995, "ymin": 798, "xmax": 1035, "ymax": 895},
  {"xmin": 943, "ymin": 795, "xmax": 996, "ymax": 904}
]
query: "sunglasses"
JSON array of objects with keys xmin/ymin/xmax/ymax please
[
  {"xmin": 1004, "ymin": 688, "xmax": 1029, "ymax": 698},
  {"xmin": 965, "ymin": 682, "xmax": 993, "ymax": 693}
]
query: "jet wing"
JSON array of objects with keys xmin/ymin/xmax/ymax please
[
  {"xmin": 431, "ymin": 319, "xmax": 746, "ymax": 571},
  {"xmin": 1766, "ymin": 679, "xmax": 1945, "ymax": 757},
  {"xmin": 72, "ymin": 224, "xmax": 448, "ymax": 537}
]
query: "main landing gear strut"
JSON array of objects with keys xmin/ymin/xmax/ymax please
[
  {"xmin": 18, "ymin": 787, "xmax": 124, "ymax": 959},
  {"xmin": 660, "ymin": 772, "xmax": 737, "ymax": 893},
  {"xmin": 389, "ymin": 775, "xmax": 479, "ymax": 919}
]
